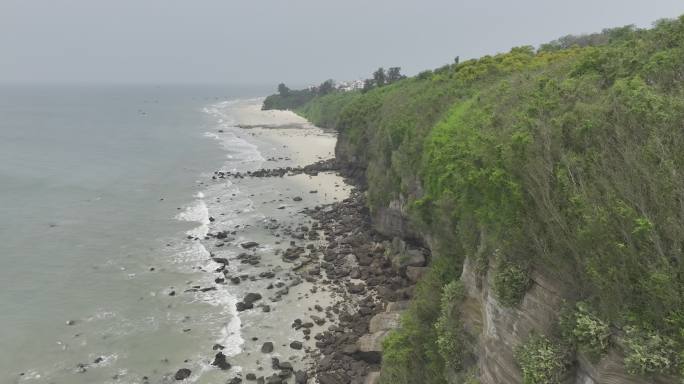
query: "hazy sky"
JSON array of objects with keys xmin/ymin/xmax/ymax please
[{"xmin": 2, "ymin": 0, "xmax": 684, "ymax": 86}]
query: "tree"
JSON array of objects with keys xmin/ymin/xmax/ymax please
[
  {"xmin": 387, "ymin": 67, "xmax": 404, "ymax": 84},
  {"xmin": 373, "ymin": 67, "xmax": 387, "ymax": 87},
  {"xmin": 277, "ymin": 83, "xmax": 290, "ymax": 96},
  {"xmin": 362, "ymin": 79, "xmax": 375, "ymax": 93},
  {"xmin": 318, "ymin": 79, "xmax": 335, "ymax": 96},
  {"xmin": 454, "ymin": 56, "xmax": 460, "ymax": 65}
]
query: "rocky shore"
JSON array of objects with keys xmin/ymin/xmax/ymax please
[
  {"xmin": 159, "ymin": 101, "xmax": 430, "ymax": 384},
  {"xmin": 301, "ymin": 187, "xmax": 424, "ymax": 384},
  {"xmin": 187, "ymin": 155, "xmax": 429, "ymax": 384}
]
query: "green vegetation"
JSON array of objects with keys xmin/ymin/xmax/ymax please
[
  {"xmin": 622, "ymin": 326, "xmax": 680, "ymax": 376},
  {"xmin": 380, "ymin": 257, "xmax": 461, "ymax": 384},
  {"xmin": 492, "ymin": 257, "xmax": 531, "ymax": 307},
  {"xmin": 262, "ymin": 79, "xmax": 336, "ymax": 110},
  {"xmin": 514, "ymin": 334, "xmax": 569, "ymax": 384},
  {"xmin": 435, "ymin": 280, "xmax": 466, "ymax": 372},
  {"xmin": 296, "ymin": 91, "xmax": 361, "ymax": 129},
  {"xmin": 265, "ymin": 15, "xmax": 684, "ymax": 383},
  {"xmin": 560, "ymin": 302, "xmax": 611, "ymax": 360},
  {"xmin": 262, "ymin": 67, "xmax": 404, "ymax": 112}
]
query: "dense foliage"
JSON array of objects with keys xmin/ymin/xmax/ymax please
[
  {"xmin": 514, "ymin": 334, "xmax": 569, "ymax": 384},
  {"xmin": 435, "ymin": 280, "xmax": 466, "ymax": 373},
  {"xmin": 296, "ymin": 91, "xmax": 361, "ymax": 129},
  {"xmin": 560, "ymin": 302, "xmax": 612, "ymax": 360},
  {"xmin": 269, "ymin": 15, "xmax": 684, "ymax": 383},
  {"xmin": 262, "ymin": 79, "xmax": 335, "ymax": 110}
]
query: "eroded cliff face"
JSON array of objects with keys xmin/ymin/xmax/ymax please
[
  {"xmin": 371, "ymin": 198, "xmax": 679, "ymax": 384},
  {"xmin": 460, "ymin": 254, "xmax": 570, "ymax": 383}
]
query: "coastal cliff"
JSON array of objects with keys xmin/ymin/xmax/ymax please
[{"xmin": 265, "ymin": 15, "xmax": 684, "ymax": 384}]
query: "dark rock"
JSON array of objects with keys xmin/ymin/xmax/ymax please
[
  {"xmin": 259, "ymin": 271, "xmax": 275, "ymax": 278},
  {"xmin": 246, "ymin": 373, "xmax": 257, "ymax": 380},
  {"xmin": 241, "ymin": 241, "xmax": 259, "ymax": 249},
  {"xmin": 311, "ymin": 315, "xmax": 326, "ymax": 326},
  {"xmin": 236, "ymin": 302, "xmax": 253, "ymax": 311},
  {"xmin": 261, "ymin": 342, "xmax": 274, "ymax": 353},
  {"xmin": 294, "ymin": 370, "xmax": 308, "ymax": 384},
  {"xmin": 212, "ymin": 257, "xmax": 229, "ymax": 265},
  {"xmin": 174, "ymin": 368, "xmax": 191, "ymax": 380},
  {"xmin": 289, "ymin": 341, "xmax": 303, "ymax": 350},
  {"xmin": 243, "ymin": 292, "xmax": 262, "ymax": 305},
  {"xmin": 211, "ymin": 352, "xmax": 231, "ymax": 370},
  {"xmin": 317, "ymin": 372, "xmax": 349, "ymax": 384}
]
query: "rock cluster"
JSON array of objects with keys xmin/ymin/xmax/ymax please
[
  {"xmin": 212, "ymin": 159, "xmax": 338, "ymax": 179},
  {"xmin": 298, "ymin": 189, "xmax": 429, "ymax": 383}
]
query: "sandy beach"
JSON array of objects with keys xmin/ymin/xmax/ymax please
[
  {"xmin": 187, "ymin": 99, "xmax": 353, "ymax": 383},
  {"xmin": 193, "ymin": 99, "xmax": 416, "ymax": 384}
]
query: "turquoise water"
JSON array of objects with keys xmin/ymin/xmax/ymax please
[{"xmin": 0, "ymin": 84, "xmax": 271, "ymax": 383}]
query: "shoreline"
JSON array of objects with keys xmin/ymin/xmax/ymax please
[
  {"xmin": 184, "ymin": 99, "xmax": 353, "ymax": 383},
  {"xmin": 194, "ymin": 99, "xmax": 425, "ymax": 384}
]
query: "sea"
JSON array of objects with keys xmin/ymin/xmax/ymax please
[{"xmin": 0, "ymin": 84, "xmax": 296, "ymax": 383}]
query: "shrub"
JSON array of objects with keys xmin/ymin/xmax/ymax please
[
  {"xmin": 515, "ymin": 334, "xmax": 568, "ymax": 384},
  {"xmin": 379, "ymin": 258, "xmax": 462, "ymax": 384},
  {"xmin": 622, "ymin": 326, "xmax": 679, "ymax": 376},
  {"xmin": 492, "ymin": 258, "xmax": 531, "ymax": 307},
  {"xmin": 380, "ymin": 328, "xmax": 413, "ymax": 384},
  {"xmin": 435, "ymin": 280, "xmax": 466, "ymax": 372},
  {"xmin": 562, "ymin": 302, "xmax": 611, "ymax": 359}
]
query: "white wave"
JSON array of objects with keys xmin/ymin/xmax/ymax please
[
  {"xmin": 203, "ymin": 100, "xmax": 266, "ymax": 166},
  {"xmin": 176, "ymin": 198, "xmax": 210, "ymax": 239}
]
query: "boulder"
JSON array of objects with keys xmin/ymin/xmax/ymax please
[
  {"xmin": 364, "ymin": 371, "xmax": 381, "ymax": 384},
  {"xmin": 174, "ymin": 368, "xmax": 191, "ymax": 380},
  {"xmin": 261, "ymin": 342, "xmax": 274, "ymax": 353},
  {"xmin": 356, "ymin": 331, "xmax": 390, "ymax": 363},
  {"xmin": 243, "ymin": 292, "xmax": 262, "ymax": 305},
  {"xmin": 236, "ymin": 302, "xmax": 253, "ymax": 311},
  {"xmin": 289, "ymin": 341, "xmax": 303, "ymax": 350},
  {"xmin": 385, "ymin": 301, "xmax": 410, "ymax": 312},
  {"xmin": 294, "ymin": 370, "xmax": 308, "ymax": 384},
  {"xmin": 212, "ymin": 257, "xmax": 229, "ymax": 265},
  {"xmin": 211, "ymin": 352, "xmax": 231, "ymax": 370},
  {"xmin": 405, "ymin": 266, "xmax": 427, "ymax": 282},
  {"xmin": 369, "ymin": 312, "xmax": 402, "ymax": 333},
  {"xmin": 317, "ymin": 372, "xmax": 350, "ymax": 384}
]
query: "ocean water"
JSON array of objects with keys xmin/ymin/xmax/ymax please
[{"xmin": 0, "ymin": 84, "xmax": 278, "ymax": 383}]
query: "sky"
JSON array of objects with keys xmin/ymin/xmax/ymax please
[{"xmin": 1, "ymin": 0, "xmax": 684, "ymax": 86}]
